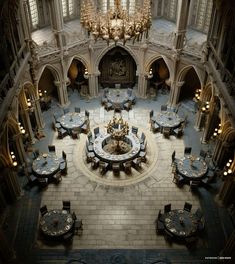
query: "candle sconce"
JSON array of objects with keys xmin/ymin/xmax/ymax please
[{"xmin": 222, "ymin": 159, "xmax": 233, "ymax": 179}]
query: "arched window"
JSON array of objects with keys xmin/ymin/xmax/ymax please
[
  {"xmin": 28, "ymin": 0, "xmax": 39, "ymax": 28},
  {"xmin": 100, "ymin": 0, "xmax": 136, "ymax": 14},
  {"xmin": 62, "ymin": 0, "xmax": 75, "ymax": 18}
]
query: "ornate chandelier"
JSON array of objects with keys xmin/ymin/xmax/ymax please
[{"xmin": 80, "ymin": 0, "xmax": 152, "ymax": 44}]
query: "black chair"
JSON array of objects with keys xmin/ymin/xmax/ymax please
[
  {"xmin": 99, "ymin": 161, "xmax": 109, "ymax": 175},
  {"xmin": 28, "ymin": 174, "xmax": 38, "ymax": 185},
  {"xmin": 81, "ymin": 119, "xmax": 90, "ymax": 134},
  {"xmin": 72, "ymin": 212, "xmax": 77, "ymax": 220},
  {"xmin": 63, "ymin": 108, "xmax": 70, "ymax": 114},
  {"xmin": 162, "ymin": 127, "xmax": 171, "ymax": 138},
  {"xmin": 32, "ymin": 149, "xmax": 40, "ymax": 159},
  {"xmin": 104, "ymin": 102, "xmax": 113, "ymax": 111},
  {"xmin": 139, "ymin": 132, "xmax": 146, "ymax": 144},
  {"xmin": 112, "ymin": 163, "xmax": 121, "ymax": 176},
  {"xmin": 199, "ymin": 149, "xmax": 207, "ymax": 159},
  {"xmin": 139, "ymin": 151, "xmax": 147, "ymax": 162},
  {"xmin": 38, "ymin": 178, "xmax": 48, "ymax": 188},
  {"xmin": 123, "ymin": 101, "xmax": 132, "ymax": 111},
  {"xmin": 48, "ymin": 145, "xmax": 56, "ymax": 152},
  {"xmin": 149, "ymin": 110, "xmax": 154, "ymax": 123},
  {"xmin": 173, "ymin": 126, "xmax": 184, "ymax": 138},
  {"xmin": 184, "ymin": 147, "xmax": 192, "ymax": 156},
  {"xmin": 74, "ymin": 219, "xmax": 83, "ymax": 235},
  {"xmin": 132, "ymin": 157, "xmax": 142, "ymax": 170},
  {"xmin": 86, "ymin": 151, "xmax": 95, "ymax": 163},
  {"xmin": 53, "ymin": 171, "xmax": 62, "ymax": 184},
  {"xmin": 85, "ymin": 110, "xmax": 90, "ymax": 119},
  {"xmin": 171, "ymin": 150, "xmax": 176, "ymax": 166},
  {"xmin": 94, "ymin": 127, "xmax": 100, "ymax": 138},
  {"xmin": 86, "ymin": 140, "xmax": 94, "ymax": 152},
  {"xmin": 123, "ymin": 161, "xmax": 132, "ymax": 174},
  {"xmin": 184, "ymin": 202, "xmax": 192, "ymax": 212},
  {"xmin": 62, "ymin": 150, "xmax": 67, "ymax": 160},
  {"xmin": 164, "ymin": 204, "xmax": 171, "ymax": 213},
  {"xmin": 53, "ymin": 113, "xmax": 61, "ymax": 122},
  {"xmin": 71, "ymin": 128, "xmax": 80, "ymax": 139},
  {"xmin": 60, "ymin": 161, "xmax": 67, "ymax": 175},
  {"xmin": 87, "ymin": 131, "xmax": 94, "ymax": 144},
  {"xmin": 91, "ymin": 157, "xmax": 100, "ymax": 169},
  {"xmin": 131, "ymin": 126, "xmax": 138, "ymax": 135},
  {"xmin": 58, "ymin": 127, "xmax": 68, "ymax": 139},
  {"xmin": 75, "ymin": 107, "xmax": 80, "ymax": 113},
  {"xmin": 62, "ymin": 200, "xmax": 71, "ymax": 212},
  {"xmin": 194, "ymin": 208, "xmax": 203, "ymax": 220},
  {"xmin": 151, "ymin": 122, "xmax": 160, "ymax": 133},
  {"xmin": 190, "ymin": 180, "xmax": 200, "ymax": 191},
  {"xmin": 62, "ymin": 231, "xmax": 74, "ymax": 242},
  {"xmin": 161, "ymin": 105, "xmax": 168, "ymax": 111},
  {"xmin": 40, "ymin": 205, "xmax": 48, "ymax": 216}
]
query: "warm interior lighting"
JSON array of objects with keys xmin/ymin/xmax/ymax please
[
  {"xmin": 27, "ymin": 98, "xmax": 32, "ymax": 107},
  {"xmin": 80, "ymin": 0, "xmax": 151, "ymax": 44},
  {"xmin": 228, "ymin": 169, "xmax": 232, "ymax": 174},
  {"xmin": 39, "ymin": 90, "xmax": 43, "ymax": 97},
  {"xmin": 13, "ymin": 161, "xmax": 18, "ymax": 167},
  {"xmin": 84, "ymin": 68, "xmax": 89, "ymax": 79}
]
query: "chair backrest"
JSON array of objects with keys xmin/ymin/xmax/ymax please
[
  {"xmin": 72, "ymin": 212, "xmax": 77, "ymax": 220},
  {"xmin": 85, "ymin": 110, "xmax": 89, "ymax": 118},
  {"xmin": 161, "ymin": 105, "xmax": 167, "ymax": 111},
  {"xmin": 184, "ymin": 202, "xmax": 192, "ymax": 212},
  {"xmin": 150, "ymin": 110, "xmax": 154, "ymax": 119},
  {"xmin": 200, "ymin": 149, "xmax": 207, "ymax": 159},
  {"xmin": 87, "ymin": 131, "xmax": 93, "ymax": 141},
  {"xmin": 40, "ymin": 205, "xmax": 48, "ymax": 216},
  {"xmin": 62, "ymin": 150, "xmax": 66, "ymax": 160},
  {"xmin": 164, "ymin": 203, "xmax": 171, "ymax": 213},
  {"xmin": 63, "ymin": 200, "xmax": 71, "ymax": 211},
  {"xmin": 75, "ymin": 107, "xmax": 80, "ymax": 113},
  {"xmin": 184, "ymin": 147, "xmax": 192, "ymax": 156},
  {"xmin": 194, "ymin": 208, "xmax": 203, "ymax": 220},
  {"xmin": 94, "ymin": 127, "xmax": 99, "ymax": 135},
  {"xmin": 48, "ymin": 145, "xmax": 56, "ymax": 152},
  {"xmin": 131, "ymin": 126, "xmax": 138, "ymax": 135},
  {"xmin": 172, "ymin": 150, "xmax": 176, "ymax": 162},
  {"xmin": 63, "ymin": 108, "xmax": 70, "ymax": 114},
  {"xmin": 141, "ymin": 132, "xmax": 146, "ymax": 142}
]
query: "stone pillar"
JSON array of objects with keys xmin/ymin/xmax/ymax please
[
  {"xmin": 12, "ymin": 133, "xmax": 28, "ymax": 166},
  {"xmin": 3, "ymin": 168, "xmax": 22, "ymax": 201},
  {"xmin": 212, "ymin": 140, "xmax": 231, "ymax": 168},
  {"xmin": 137, "ymin": 74, "xmax": 148, "ymax": 98},
  {"xmin": 33, "ymin": 98, "xmax": 45, "ymax": 129},
  {"xmin": 0, "ymin": 228, "xmax": 16, "ymax": 263},
  {"xmin": 48, "ymin": 0, "xmax": 65, "ymax": 49},
  {"xmin": 20, "ymin": 108, "xmax": 35, "ymax": 144},
  {"xmin": 88, "ymin": 73, "xmax": 99, "ymax": 98},
  {"xmin": 168, "ymin": 81, "xmax": 184, "ymax": 107},
  {"xmin": 54, "ymin": 80, "xmax": 69, "ymax": 106},
  {"xmin": 173, "ymin": 0, "xmax": 191, "ymax": 51},
  {"xmin": 218, "ymin": 175, "xmax": 235, "ymax": 206}
]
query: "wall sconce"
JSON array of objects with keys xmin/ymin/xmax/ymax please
[
  {"xmin": 148, "ymin": 68, "xmax": 153, "ymax": 79},
  {"xmin": 10, "ymin": 151, "xmax": 18, "ymax": 167},
  {"xmin": 194, "ymin": 89, "xmax": 201, "ymax": 101},
  {"xmin": 27, "ymin": 98, "xmax": 32, "ymax": 107},
  {"xmin": 213, "ymin": 123, "xmax": 222, "ymax": 138},
  {"xmin": 84, "ymin": 68, "xmax": 89, "ymax": 79},
  {"xmin": 18, "ymin": 122, "xmax": 26, "ymax": 135},
  {"xmin": 223, "ymin": 159, "xmax": 233, "ymax": 178},
  {"xmin": 201, "ymin": 101, "xmax": 210, "ymax": 113},
  {"xmin": 38, "ymin": 90, "xmax": 43, "ymax": 98}
]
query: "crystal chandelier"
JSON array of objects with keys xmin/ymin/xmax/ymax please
[{"xmin": 80, "ymin": 0, "xmax": 152, "ymax": 44}]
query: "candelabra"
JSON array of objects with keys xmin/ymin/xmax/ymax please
[{"xmin": 106, "ymin": 115, "xmax": 129, "ymax": 153}]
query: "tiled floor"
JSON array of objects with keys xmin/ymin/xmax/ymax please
[{"xmin": 3, "ymin": 88, "xmax": 233, "ymax": 264}]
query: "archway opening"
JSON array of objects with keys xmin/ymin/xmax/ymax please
[
  {"xmin": 99, "ymin": 47, "xmax": 137, "ymax": 88},
  {"xmin": 179, "ymin": 68, "xmax": 201, "ymax": 102}
]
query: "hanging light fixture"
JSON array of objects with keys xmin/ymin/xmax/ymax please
[
  {"xmin": 80, "ymin": 0, "xmax": 152, "ymax": 44},
  {"xmin": 83, "ymin": 68, "xmax": 89, "ymax": 79}
]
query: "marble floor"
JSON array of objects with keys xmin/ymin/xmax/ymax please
[{"xmin": 3, "ymin": 88, "xmax": 233, "ymax": 264}]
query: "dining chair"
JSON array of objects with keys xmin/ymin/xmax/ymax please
[
  {"xmin": 72, "ymin": 212, "xmax": 77, "ymax": 220},
  {"xmin": 57, "ymin": 127, "xmax": 68, "ymax": 139},
  {"xmin": 60, "ymin": 161, "xmax": 67, "ymax": 175},
  {"xmin": 190, "ymin": 180, "xmax": 200, "ymax": 191},
  {"xmin": 53, "ymin": 171, "xmax": 62, "ymax": 184},
  {"xmin": 48, "ymin": 145, "xmax": 56, "ymax": 152},
  {"xmin": 164, "ymin": 203, "xmax": 171, "ymax": 213},
  {"xmin": 184, "ymin": 202, "xmax": 192, "ymax": 212},
  {"xmin": 162, "ymin": 127, "xmax": 171, "ymax": 138},
  {"xmin": 161, "ymin": 105, "xmax": 168, "ymax": 111},
  {"xmin": 62, "ymin": 200, "xmax": 71, "ymax": 212},
  {"xmin": 86, "ymin": 152, "xmax": 95, "ymax": 163},
  {"xmin": 63, "ymin": 107, "xmax": 70, "ymax": 114},
  {"xmin": 184, "ymin": 147, "xmax": 192, "ymax": 156},
  {"xmin": 199, "ymin": 149, "xmax": 207, "ymax": 159},
  {"xmin": 123, "ymin": 161, "xmax": 132, "ymax": 174},
  {"xmin": 40, "ymin": 205, "xmax": 48, "ymax": 216},
  {"xmin": 85, "ymin": 110, "xmax": 90, "ymax": 119},
  {"xmin": 131, "ymin": 126, "xmax": 138, "ymax": 135},
  {"xmin": 104, "ymin": 102, "xmax": 113, "ymax": 111},
  {"xmin": 151, "ymin": 121, "xmax": 160, "ymax": 133},
  {"xmin": 112, "ymin": 163, "xmax": 121, "ymax": 176},
  {"xmin": 74, "ymin": 107, "xmax": 80, "ymax": 113},
  {"xmin": 139, "ymin": 132, "xmax": 146, "ymax": 144},
  {"xmin": 171, "ymin": 150, "xmax": 176, "ymax": 166},
  {"xmin": 123, "ymin": 101, "xmax": 132, "ymax": 111},
  {"xmin": 38, "ymin": 178, "xmax": 48, "ymax": 188},
  {"xmin": 194, "ymin": 208, "xmax": 203, "ymax": 221},
  {"xmin": 87, "ymin": 131, "xmax": 94, "ymax": 144},
  {"xmin": 94, "ymin": 127, "xmax": 100, "ymax": 138},
  {"xmin": 149, "ymin": 110, "xmax": 154, "ymax": 123},
  {"xmin": 91, "ymin": 157, "xmax": 100, "ymax": 169},
  {"xmin": 99, "ymin": 161, "xmax": 109, "ymax": 175},
  {"xmin": 74, "ymin": 219, "xmax": 83, "ymax": 235},
  {"xmin": 139, "ymin": 151, "xmax": 147, "ymax": 162}
]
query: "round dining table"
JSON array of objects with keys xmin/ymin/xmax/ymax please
[
  {"xmin": 106, "ymin": 89, "xmax": 129, "ymax": 110},
  {"xmin": 164, "ymin": 209, "xmax": 199, "ymax": 238},
  {"xmin": 176, "ymin": 156, "xmax": 208, "ymax": 180},
  {"xmin": 32, "ymin": 153, "xmax": 60, "ymax": 177},
  {"xmin": 59, "ymin": 112, "xmax": 85, "ymax": 133},
  {"xmin": 39, "ymin": 209, "xmax": 74, "ymax": 237},
  {"xmin": 154, "ymin": 111, "xmax": 182, "ymax": 129},
  {"xmin": 93, "ymin": 132, "xmax": 141, "ymax": 163}
]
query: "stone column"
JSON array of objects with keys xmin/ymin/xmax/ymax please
[
  {"xmin": 137, "ymin": 74, "xmax": 148, "ymax": 98},
  {"xmin": 0, "ymin": 228, "xmax": 16, "ymax": 263},
  {"xmin": 173, "ymin": 0, "xmax": 191, "ymax": 51},
  {"xmin": 88, "ymin": 73, "xmax": 99, "ymax": 98},
  {"xmin": 218, "ymin": 175, "xmax": 235, "ymax": 206},
  {"xmin": 20, "ymin": 108, "xmax": 35, "ymax": 144},
  {"xmin": 12, "ymin": 133, "xmax": 28, "ymax": 166},
  {"xmin": 168, "ymin": 81, "xmax": 184, "ymax": 107},
  {"xmin": 3, "ymin": 168, "xmax": 22, "ymax": 201},
  {"xmin": 212, "ymin": 140, "xmax": 231, "ymax": 168},
  {"xmin": 54, "ymin": 80, "xmax": 69, "ymax": 106},
  {"xmin": 47, "ymin": 0, "xmax": 65, "ymax": 49},
  {"xmin": 33, "ymin": 98, "xmax": 45, "ymax": 130}
]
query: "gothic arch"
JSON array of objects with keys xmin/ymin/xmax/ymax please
[
  {"xmin": 95, "ymin": 43, "xmax": 139, "ymax": 74},
  {"xmin": 201, "ymin": 82, "xmax": 213, "ymax": 102},
  {"xmin": 36, "ymin": 64, "xmax": 61, "ymax": 88},
  {"xmin": 22, "ymin": 81, "xmax": 37, "ymax": 99},
  {"xmin": 145, "ymin": 55, "xmax": 173, "ymax": 79},
  {"xmin": 177, "ymin": 65, "xmax": 203, "ymax": 88},
  {"xmin": 66, "ymin": 56, "xmax": 89, "ymax": 73}
]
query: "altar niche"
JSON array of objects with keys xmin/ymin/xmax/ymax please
[{"xmin": 99, "ymin": 47, "xmax": 136, "ymax": 88}]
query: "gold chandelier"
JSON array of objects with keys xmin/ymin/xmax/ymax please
[{"xmin": 80, "ymin": 0, "xmax": 152, "ymax": 44}]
